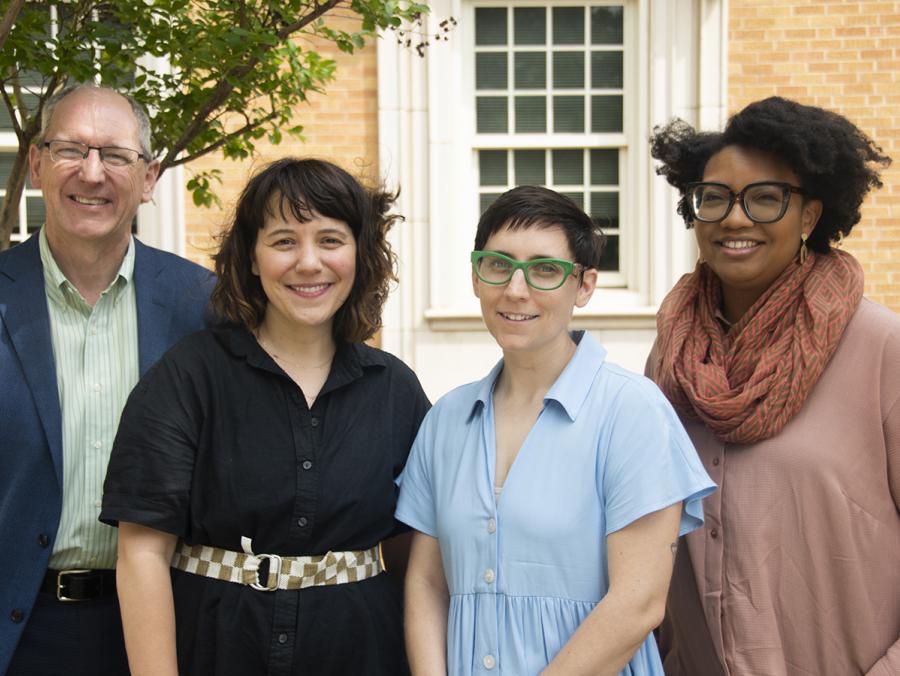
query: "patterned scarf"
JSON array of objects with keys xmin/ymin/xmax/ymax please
[{"xmin": 654, "ymin": 250, "xmax": 864, "ymax": 444}]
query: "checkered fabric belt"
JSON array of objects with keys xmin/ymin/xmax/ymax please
[{"xmin": 171, "ymin": 536, "xmax": 383, "ymax": 591}]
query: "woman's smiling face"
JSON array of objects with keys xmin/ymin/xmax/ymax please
[
  {"xmin": 472, "ymin": 224, "xmax": 597, "ymax": 357},
  {"xmin": 693, "ymin": 145, "xmax": 821, "ymax": 319}
]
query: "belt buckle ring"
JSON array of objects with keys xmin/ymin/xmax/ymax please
[
  {"xmin": 250, "ymin": 554, "xmax": 282, "ymax": 591},
  {"xmin": 57, "ymin": 569, "xmax": 92, "ymax": 602}
]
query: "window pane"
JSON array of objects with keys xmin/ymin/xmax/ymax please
[
  {"xmin": 514, "ymin": 52, "xmax": 546, "ymax": 89},
  {"xmin": 514, "ymin": 150, "xmax": 545, "ymax": 184},
  {"xmin": 553, "ymin": 7, "xmax": 584, "ymax": 45},
  {"xmin": 514, "ymin": 8, "xmax": 545, "ymax": 45},
  {"xmin": 0, "ymin": 93, "xmax": 39, "ymax": 132},
  {"xmin": 591, "ymin": 6, "xmax": 624, "ymax": 45},
  {"xmin": 554, "ymin": 96, "xmax": 584, "ymax": 133},
  {"xmin": 476, "ymin": 53, "xmax": 508, "ymax": 90},
  {"xmin": 591, "ymin": 51, "xmax": 623, "ymax": 88},
  {"xmin": 562, "ymin": 192, "xmax": 584, "ymax": 209},
  {"xmin": 479, "ymin": 150, "xmax": 508, "ymax": 186},
  {"xmin": 591, "ymin": 191, "xmax": 619, "ymax": 229},
  {"xmin": 599, "ymin": 234, "xmax": 619, "ymax": 271},
  {"xmin": 477, "ymin": 97, "xmax": 508, "ymax": 133},
  {"xmin": 26, "ymin": 196, "xmax": 45, "ymax": 233},
  {"xmin": 553, "ymin": 149, "xmax": 583, "ymax": 184},
  {"xmin": 590, "ymin": 149, "xmax": 618, "ymax": 184},
  {"xmin": 476, "ymin": 8, "xmax": 507, "ymax": 46},
  {"xmin": 591, "ymin": 95, "xmax": 623, "ymax": 132},
  {"xmin": 514, "ymin": 96, "xmax": 546, "ymax": 132},
  {"xmin": 553, "ymin": 52, "xmax": 584, "ymax": 89},
  {"xmin": 0, "ymin": 154, "xmax": 14, "ymax": 186},
  {"xmin": 481, "ymin": 192, "xmax": 503, "ymax": 214}
]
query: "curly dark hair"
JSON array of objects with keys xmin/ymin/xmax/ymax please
[
  {"xmin": 474, "ymin": 185, "xmax": 606, "ymax": 269},
  {"xmin": 210, "ymin": 158, "xmax": 400, "ymax": 343},
  {"xmin": 649, "ymin": 96, "xmax": 891, "ymax": 253}
]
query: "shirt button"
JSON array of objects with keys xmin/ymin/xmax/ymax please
[
  {"xmin": 92, "ymin": 383, "xmax": 102, "ymax": 392},
  {"xmin": 9, "ymin": 609, "xmax": 24, "ymax": 623},
  {"xmin": 37, "ymin": 534, "xmax": 50, "ymax": 548},
  {"xmin": 712, "ymin": 457, "xmax": 720, "ymax": 466},
  {"xmin": 483, "ymin": 568, "xmax": 495, "ymax": 584},
  {"xmin": 483, "ymin": 654, "xmax": 496, "ymax": 670},
  {"xmin": 302, "ymin": 460, "xmax": 313, "ymax": 471},
  {"xmin": 94, "ymin": 500, "xmax": 102, "ymax": 508},
  {"xmin": 277, "ymin": 633, "xmax": 288, "ymax": 644},
  {"xmin": 310, "ymin": 417, "xmax": 320, "ymax": 427},
  {"xmin": 90, "ymin": 327, "xmax": 97, "ymax": 335},
  {"xmin": 710, "ymin": 528, "xmax": 719, "ymax": 539},
  {"xmin": 93, "ymin": 441, "xmax": 102, "ymax": 449},
  {"xmin": 487, "ymin": 518, "xmax": 496, "ymax": 534},
  {"xmin": 297, "ymin": 517, "xmax": 308, "ymax": 527}
]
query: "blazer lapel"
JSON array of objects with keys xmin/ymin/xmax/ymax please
[
  {"xmin": 133, "ymin": 239, "xmax": 174, "ymax": 375},
  {"xmin": 0, "ymin": 235, "xmax": 64, "ymax": 487}
]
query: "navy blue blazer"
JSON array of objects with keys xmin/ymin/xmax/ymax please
[{"xmin": 0, "ymin": 232, "xmax": 214, "ymax": 672}]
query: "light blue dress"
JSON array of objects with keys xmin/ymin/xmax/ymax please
[{"xmin": 396, "ymin": 331, "xmax": 716, "ymax": 676}]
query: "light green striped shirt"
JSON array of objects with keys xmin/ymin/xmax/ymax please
[{"xmin": 40, "ymin": 228, "xmax": 139, "ymax": 570}]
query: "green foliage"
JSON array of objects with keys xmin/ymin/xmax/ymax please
[{"xmin": 0, "ymin": 0, "xmax": 432, "ymax": 245}]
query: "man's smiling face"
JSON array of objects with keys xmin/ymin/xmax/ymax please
[{"xmin": 29, "ymin": 88, "xmax": 159, "ymax": 249}]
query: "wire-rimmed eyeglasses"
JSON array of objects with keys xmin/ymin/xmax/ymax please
[{"xmin": 43, "ymin": 139, "xmax": 149, "ymax": 168}]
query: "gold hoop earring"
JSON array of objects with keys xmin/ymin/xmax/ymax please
[{"xmin": 799, "ymin": 233, "xmax": 809, "ymax": 264}]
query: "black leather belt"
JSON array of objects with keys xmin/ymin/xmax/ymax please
[{"xmin": 40, "ymin": 569, "xmax": 117, "ymax": 601}]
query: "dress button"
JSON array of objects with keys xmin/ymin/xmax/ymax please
[
  {"xmin": 277, "ymin": 633, "xmax": 288, "ymax": 644},
  {"xmin": 302, "ymin": 460, "xmax": 313, "ymax": 471},
  {"xmin": 9, "ymin": 609, "xmax": 24, "ymax": 623},
  {"xmin": 483, "ymin": 568, "xmax": 495, "ymax": 584},
  {"xmin": 710, "ymin": 528, "xmax": 719, "ymax": 539},
  {"xmin": 483, "ymin": 654, "xmax": 496, "ymax": 670},
  {"xmin": 297, "ymin": 517, "xmax": 308, "ymax": 527},
  {"xmin": 487, "ymin": 518, "xmax": 496, "ymax": 534},
  {"xmin": 310, "ymin": 417, "xmax": 320, "ymax": 427},
  {"xmin": 37, "ymin": 534, "xmax": 50, "ymax": 548},
  {"xmin": 712, "ymin": 457, "xmax": 720, "ymax": 466}
]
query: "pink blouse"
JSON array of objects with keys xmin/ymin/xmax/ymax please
[{"xmin": 653, "ymin": 299, "xmax": 900, "ymax": 676}]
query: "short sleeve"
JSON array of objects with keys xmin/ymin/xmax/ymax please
[
  {"xmin": 600, "ymin": 379, "xmax": 716, "ymax": 537},
  {"xmin": 100, "ymin": 347, "xmax": 204, "ymax": 538},
  {"xmin": 394, "ymin": 410, "xmax": 438, "ymax": 537}
]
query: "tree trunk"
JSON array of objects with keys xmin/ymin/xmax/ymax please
[{"xmin": 0, "ymin": 145, "xmax": 31, "ymax": 250}]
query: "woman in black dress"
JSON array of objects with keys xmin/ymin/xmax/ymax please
[{"xmin": 101, "ymin": 158, "xmax": 429, "ymax": 675}]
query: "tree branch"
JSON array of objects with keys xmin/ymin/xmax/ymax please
[
  {"xmin": 0, "ymin": 0, "xmax": 26, "ymax": 53},
  {"xmin": 163, "ymin": 109, "xmax": 279, "ymax": 169},
  {"xmin": 159, "ymin": 0, "xmax": 342, "ymax": 167}
]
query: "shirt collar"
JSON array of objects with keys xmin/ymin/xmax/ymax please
[
  {"xmin": 216, "ymin": 325, "xmax": 386, "ymax": 391},
  {"xmin": 39, "ymin": 227, "xmax": 135, "ymax": 308},
  {"xmin": 469, "ymin": 330, "xmax": 607, "ymax": 422}
]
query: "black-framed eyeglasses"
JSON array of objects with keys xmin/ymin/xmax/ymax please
[
  {"xmin": 471, "ymin": 250, "xmax": 583, "ymax": 291},
  {"xmin": 687, "ymin": 181, "xmax": 805, "ymax": 224},
  {"xmin": 43, "ymin": 140, "xmax": 149, "ymax": 167}
]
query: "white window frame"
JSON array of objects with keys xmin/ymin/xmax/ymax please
[
  {"xmin": 379, "ymin": 0, "xmax": 727, "ymax": 362},
  {"xmin": 468, "ymin": 1, "xmax": 634, "ymax": 290}
]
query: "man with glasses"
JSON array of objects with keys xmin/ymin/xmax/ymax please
[{"xmin": 0, "ymin": 85, "xmax": 213, "ymax": 675}]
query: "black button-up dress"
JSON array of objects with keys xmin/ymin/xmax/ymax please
[{"xmin": 101, "ymin": 327, "xmax": 430, "ymax": 675}]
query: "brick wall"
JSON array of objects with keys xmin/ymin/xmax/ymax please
[
  {"xmin": 181, "ymin": 15, "xmax": 380, "ymax": 269},
  {"xmin": 728, "ymin": 0, "xmax": 900, "ymax": 311}
]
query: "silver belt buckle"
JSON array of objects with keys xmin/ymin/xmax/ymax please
[
  {"xmin": 250, "ymin": 554, "xmax": 282, "ymax": 591},
  {"xmin": 57, "ymin": 569, "xmax": 92, "ymax": 602}
]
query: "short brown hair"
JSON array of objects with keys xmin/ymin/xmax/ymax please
[{"xmin": 210, "ymin": 158, "xmax": 401, "ymax": 343}]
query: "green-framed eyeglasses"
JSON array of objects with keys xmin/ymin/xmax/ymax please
[{"xmin": 470, "ymin": 251, "xmax": 583, "ymax": 291}]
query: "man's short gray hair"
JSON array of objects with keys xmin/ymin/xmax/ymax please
[{"xmin": 37, "ymin": 84, "xmax": 153, "ymax": 159}]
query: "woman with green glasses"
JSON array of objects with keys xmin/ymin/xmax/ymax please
[{"xmin": 396, "ymin": 185, "xmax": 714, "ymax": 675}]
